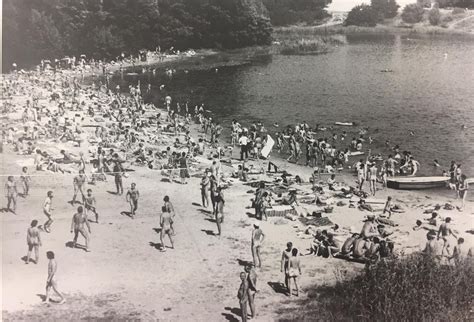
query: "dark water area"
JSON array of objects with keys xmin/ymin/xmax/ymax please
[{"xmin": 106, "ymin": 33, "xmax": 474, "ymax": 176}]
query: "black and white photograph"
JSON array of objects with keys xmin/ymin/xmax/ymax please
[{"xmin": 1, "ymin": 0, "xmax": 473, "ymax": 320}]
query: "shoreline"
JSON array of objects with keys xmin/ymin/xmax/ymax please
[
  {"xmin": 1, "ymin": 50, "xmax": 473, "ymax": 320},
  {"xmin": 274, "ymin": 24, "xmax": 474, "ymax": 37}
]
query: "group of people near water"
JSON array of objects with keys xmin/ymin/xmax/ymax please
[{"xmin": 1, "ymin": 53, "xmax": 472, "ymax": 321}]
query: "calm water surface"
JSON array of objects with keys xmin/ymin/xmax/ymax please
[{"xmin": 111, "ymin": 34, "xmax": 474, "ymax": 175}]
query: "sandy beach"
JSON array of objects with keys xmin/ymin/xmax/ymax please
[{"xmin": 1, "ymin": 61, "xmax": 473, "ymax": 321}]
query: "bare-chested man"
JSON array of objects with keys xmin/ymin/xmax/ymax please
[
  {"xmin": 160, "ymin": 206, "xmax": 174, "ymax": 251},
  {"xmin": 44, "ymin": 251, "xmax": 66, "ymax": 304},
  {"xmin": 437, "ymin": 217, "xmax": 457, "ymax": 256},
  {"xmin": 71, "ymin": 170, "xmax": 87, "ymax": 205},
  {"xmin": 43, "ymin": 191, "xmax": 54, "ymax": 233},
  {"xmin": 26, "ymin": 220, "xmax": 42, "ymax": 264},
  {"xmin": 251, "ymin": 223, "xmax": 265, "ymax": 268},
  {"xmin": 84, "ymin": 189, "xmax": 99, "ymax": 223},
  {"xmin": 70, "ymin": 206, "xmax": 91, "ymax": 252}
]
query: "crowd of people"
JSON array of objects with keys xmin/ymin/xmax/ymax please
[{"xmin": 1, "ymin": 54, "xmax": 472, "ymax": 320}]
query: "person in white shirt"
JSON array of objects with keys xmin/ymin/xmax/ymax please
[{"xmin": 239, "ymin": 133, "xmax": 249, "ymax": 161}]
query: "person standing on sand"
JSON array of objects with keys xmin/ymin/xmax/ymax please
[
  {"xmin": 126, "ymin": 183, "xmax": 140, "ymax": 219},
  {"xmin": 239, "ymin": 133, "xmax": 249, "ymax": 161},
  {"xmin": 43, "ymin": 191, "xmax": 54, "ymax": 233},
  {"xmin": 357, "ymin": 164, "xmax": 365, "ymax": 191},
  {"xmin": 245, "ymin": 264, "xmax": 258, "ymax": 319},
  {"xmin": 44, "ymin": 251, "xmax": 66, "ymax": 304},
  {"xmin": 251, "ymin": 223, "xmax": 265, "ymax": 268},
  {"xmin": 84, "ymin": 189, "xmax": 99, "ymax": 223},
  {"xmin": 200, "ymin": 170, "xmax": 210, "ymax": 208},
  {"xmin": 457, "ymin": 174, "xmax": 468, "ymax": 210},
  {"xmin": 160, "ymin": 206, "xmax": 174, "ymax": 251},
  {"xmin": 26, "ymin": 220, "xmax": 42, "ymax": 264},
  {"xmin": 368, "ymin": 163, "xmax": 377, "ymax": 196},
  {"xmin": 113, "ymin": 156, "xmax": 124, "ymax": 195},
  {"xmin": 288, "ymin": 248, "xmax": 302, "ymax": 297},
  {"xmin": 437, "ymin": 217, "xmax": 457, "ymax": 256},
  {"xmin": 70, "ymin": 206, "xmax": 91, "ymax": 252},
  {"xmin": 71, "ymin": 170, "xmax": 86, "ymax": 205},
  {"xmin": 214, "ymin": 186, "xmax": 225, "ymax": 236},
  {"xmin": 20, "ymin": 166, "xmax": 31, "ymax": 197},
  {"xmin": 237, "ymin": 272, "xmax": 249, "ymax": 322},
  {"xmin": 281, "ymin": 242, "xmax": 293, "ymax": 291},
  {"xmin": 5, "ymin": 176, "xmax": 18, "ymax": 214}
]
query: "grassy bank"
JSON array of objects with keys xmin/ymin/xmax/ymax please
[
  {"xmin": 277, "ymin": 254, "xmax": 474, "ymax": 321},
  {"xmin": 273, "ymin": 9, "xmax": 474, "ymax": 38}
]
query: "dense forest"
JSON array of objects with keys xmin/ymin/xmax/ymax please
[
  {"xmin": 2, "ymin": 0, "xmax": 276, "ymax": 68},
  {"xmin": 3, "ymin": 0, "xmax": 332, "ymax": 69}
]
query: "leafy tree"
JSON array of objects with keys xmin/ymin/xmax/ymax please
[
  {"xmin": 401, "ymin": 4, "xmax": 425, "ymax": 23},
  {"xmin": 345, "ymin": 4, "xmax": 378, "ymax": 27},
  {"xmin": 2, "ymin": 0, "xmax": 273, "ymax": 69},
  {"xmin": 263, "ymin": 0, "xmax": 332, "ymax": 26},
  {"xmin": 417, "ymin": 0, "xmax": 432, "ymax": 8},
  {"xmin": 428, "ymin": 6, "xmax": 441, "ymax": 25},
  {"xmin": 371, "ymin": 0, "xmax": 400, "ymax": 20}
]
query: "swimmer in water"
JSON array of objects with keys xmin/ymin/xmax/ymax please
[{"xmin": 409, "ymin": 130, "xmax": 415, "ymax": 136}]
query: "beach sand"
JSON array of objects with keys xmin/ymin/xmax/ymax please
[{"xmin": 1, "ymin": 66, "xmax": 473, "ymax": 320}]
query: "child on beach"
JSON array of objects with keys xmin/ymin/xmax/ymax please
[{"xmin": 126, "ymin": 183, "xmax": 140, "ymax": 219}]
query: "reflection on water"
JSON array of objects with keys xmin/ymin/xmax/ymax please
[{"xmin": 109, "ymin": 34, "xmax": 474, "ymax": 175}]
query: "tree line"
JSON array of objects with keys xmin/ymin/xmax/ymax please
[
  {"xmin": 3, "ymin": 0, "xmax": 332, "ymax": 69},
  {"xmin": 345, "ymin": 0, "xmax": 474, "ymax": 27}
]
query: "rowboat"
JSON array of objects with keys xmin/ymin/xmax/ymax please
[{"xmin": 387, "ymin": 176, "xmax": 449, "ymax": 190}]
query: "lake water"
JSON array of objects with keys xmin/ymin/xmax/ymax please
[{"xmin": 110, "ymin": 33, "xmax": 474, "ymax": 175}]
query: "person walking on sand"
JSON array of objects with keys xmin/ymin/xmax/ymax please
[
  {"xmin": 70, "ymin": 206, "xmax": 91, "ymax": 252},
  {"xmin": 251, "ymin": 223, "xmax": 265, "ymax": 268},
  {"xmin": 84, "ymin": 189, "xmax": 99, "ymax": 223},
  {"xmin": 113, "ymin": 156, "xmax": 124, "ymax": 195},
  {"xmin": 126, "ymin": 183, "xmax": 140, "ymax": 219},
  {"xmin": 160, "ymin": 206, "xmax": 174, "ymax": 251},
  {"xmin": 26, "ymin": 220, "xmax": 42, "ymax": 264},
  {"xmin": 71, "ymin": 170, "xmax": 86, "ymax": 205},
  {"xmin": 43, "ymin": 191, "xmax": 54, "ymax": 233},
  {"xmin": 43, "ymin": 251, "xmax": 66, "ymax": 304},
  {"xmin": 245, "ymin": 264, "xmax": 258, "ymax": 319},
  {"xmin": 237, "ymin": 272, "xmax": 249, "ymax": 322},
  {"xmin": 288, "ymin": 248, "xmax": 302, "ymax": 297},
  {"xmin": 5, "ymin": 176, "xmax": 18, "ymax": 214},
  {"xmin": 163, "ymin": 196, "xmax": 176, "ymax": 235},
  {"xmin": 281, "ymin": 242, "xmax": 293, "ymax": 291}
]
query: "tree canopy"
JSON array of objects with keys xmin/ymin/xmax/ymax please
[
  {"xmin": 3, "ymin": 0, "xmax": 273, "ymax": 69},
  {"xmin": 263, "ymin": 0, "xmax": 332, "ymax": 26}
]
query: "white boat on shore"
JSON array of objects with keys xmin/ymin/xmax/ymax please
[{"xmin": 387, "ymin": 176, "xmax": 449, "ymax": 190}]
